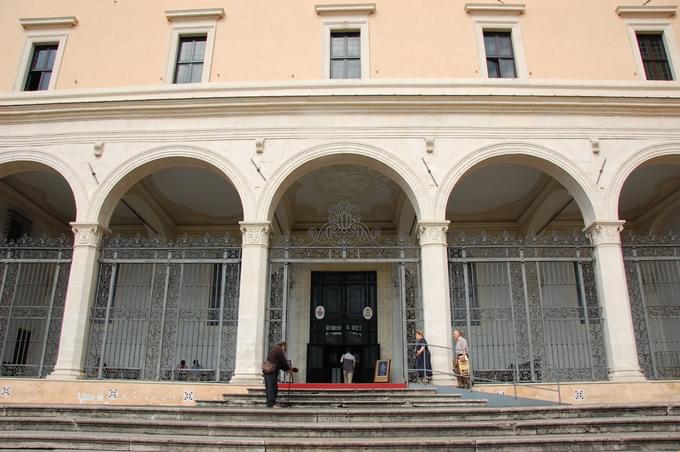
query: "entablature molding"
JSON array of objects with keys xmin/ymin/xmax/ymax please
[
  {"xmin": 616, "ymin": 5, "xmax": 677, "ymax": 17},
  {"xmin": 315, "ymin": 3, "xmax": 376, "ymax": 15},
  {"xmin": 165, "ymin": 8, "xmax": 225, "ymax": 22},
  {"xmin": 19, "ymin": 16, "xmax": 78, "ymax": 29},
  {"xmin": 464, "ymin": 3, "xmax": 525, "ymax": 15}
]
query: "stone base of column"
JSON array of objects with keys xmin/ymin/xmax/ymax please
[
  {"xmin": 46, "ymin": 368, "xmax": 85, "ymax": 380},
  {"xmin": 229, "ymin": 373, "xmax": 264, "ymax": 386},
  {"xmin": 608, "ymin": 368, "xmax": 647, "ymax": 382}
]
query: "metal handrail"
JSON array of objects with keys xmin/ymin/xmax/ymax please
[{"xmin": 408, "ymin": 341, "xmax": 562, "ymax": 403}]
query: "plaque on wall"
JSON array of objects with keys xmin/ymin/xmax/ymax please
[{"xmin": 362, "ymin": 306, "xmax": 373, "ymax": 320}]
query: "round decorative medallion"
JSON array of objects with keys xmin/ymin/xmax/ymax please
[
  {"xmin": 314, "ymin": 305, "xmax": 325, "ymax": 320},
  {"xmin": 363, "ymin": 306, "xmax": 373, "ymax": 320}
]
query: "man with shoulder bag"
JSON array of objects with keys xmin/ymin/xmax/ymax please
[{"xmin": 262, "ymin": 340, "xmax": 298, "ymax": 408}]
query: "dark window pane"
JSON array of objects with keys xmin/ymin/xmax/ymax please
[
  {"xmin": 331, "ymin": 36, "xmax": 345, "ymax": 57},
  {"xmin": 498, "ymin": 36, "xmax": 514, "ymax": 57},
  {"xmin": 24, "ymin": 44, "xmax": 58, "ymax": 91},
  {"xmin": 330, "ymin": 32, "xmax": 361, "ymax": 79},
  {"xmin": 487, "ymin": 59, "xmax": 500, "ymax": 78},
  {"xmin": 347, "ymin": 36, "xmax": 360, "ymax": 57},
  {"xmin": 193, "ymin": 40, "xmax": 206, "ymax": 60},
  {"xmin": 484, "ymin": 35, "xmax": 497, "ymax": 56},
  {"xmin": 500, "ymin": 59, "xmax": 517, "ymax": 78},
  {"xmin": 190, "ymin": 63, "xmax": 203, "ymax": 83},
  {"xmin": 178, "ymin": 40, "xmax": 194, "ymax": 63},
  {"xmin": 330, "ymin": 60, "xmax": 345, "ymax": 79},
  {"xmin": 347, "ymin": 60, "xmax": 361, "ymax": 79},
  {"xmin": 637, "ymin": 33, "xmax": 673, "ymax": 81},
  {"xmin": 175, "ymin": 64, "xmax": 191, "ymax": 84}
]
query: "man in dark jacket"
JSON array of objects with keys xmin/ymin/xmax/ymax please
[{"xmin": 263, "ymin": 340, "xmax": 298, "ymax": 407}]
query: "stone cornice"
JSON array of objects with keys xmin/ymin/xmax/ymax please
[
  {"xmin": 19, "ymin": 16, "xmax": 78, "ymax": 29},
  {"xmin": 315, "ymin": 3, "xmax": 376, "ymax": 15},
  {"xmin": 165, "ymin": 8, "xmax": 225, "ymax": 21},
  {"xmin": 464, "ymin": 3, "xmax": 525, "ymax": 15},
  {"xmin": 1, "ymin": 80, "xmax": 680, "ymax": 122},
  {"xmin": 616, "ymin": 5, "xmax": 677, "ymax": 17}
]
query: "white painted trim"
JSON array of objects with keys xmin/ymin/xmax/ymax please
[
  {"xmin": 472, "ymin": 18, "xmax": 528, "ymax": 79},
  {"xmin": 164, "ymin": 21, "xmax": 218, "ymax": 84},
  {"xmin": 13, "ymin": 32, "xmax": 69, "ymax": 91},
  {"xmin": 165, "ymin": 9, "xmax": 225, "ymax": 22},
  {"xmin": 616, "ymin": 5, "xmax": 677, "ymax": 17},
  {"xmin": 464, "ymin": 3, "xmax": 525, "ymax": 15},
  {"xmin": 625, "ymin": 20, "xmax": 680, "ymax": 81},
  {"xmin": 321, "ymin": 17, "xmax": 370, "ymax": 80},
  {"xmin": 19, "ymin": 16, "xmax": 78, "ymax": 29},
  {"xmin": 315, "ymin": 3, "xmax": 375, "ymax": 15}
]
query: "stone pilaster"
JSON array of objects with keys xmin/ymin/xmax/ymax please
[
  {"xmin": 585, "ymin": 221, "xmax": 646, "ymax": 382},
  {"xmin": 230, "ymin": 222, "xmax": 271, "ymax": 385},
  {"xmin": 48, "ymin": 223, "xmax": 107, "ymax": 380},
  {"xmin": 418, "ymin": 221, "xmax": 456, "ymax": 385}
]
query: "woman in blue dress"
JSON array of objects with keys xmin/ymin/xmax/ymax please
[{"xmin": 415, "ymin": 330, "xmax": 432, "ymax": 384}]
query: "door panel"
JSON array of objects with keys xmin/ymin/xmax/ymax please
[{"xmin": 307, "ymin": 271, "xmax": 378, "ymax": 383}]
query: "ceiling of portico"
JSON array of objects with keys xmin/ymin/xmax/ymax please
[{"xmin": 1, "ymin": 160, "xmax": 678, "ymax": 240}]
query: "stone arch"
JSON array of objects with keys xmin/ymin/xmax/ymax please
[
  {"xmin": 0, "ymin": 150, "xmax": 86, "ymax": 219},
  {"xmin": 610, "ymin": 143, "xmax": 680, "ymax": 219},
  {"xmin": 88, "ymin": 146, "xmax": 253, "ymax": 226},
  {"xmin": 436, "ymin": 142, "xmax": 599, "ymax": 226},
  {"xmin": 258, "ymin": 142, "xmax": 428, "ymax": 222}
]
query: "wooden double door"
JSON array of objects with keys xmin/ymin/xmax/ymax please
[{"xmin": 307, "ymin": 271, "xmax": 379, "ymax": 383}]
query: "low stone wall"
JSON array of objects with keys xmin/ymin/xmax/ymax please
[
  {"xmin": 0, "ymin": 379, "xmax": 253, "ymax": 406},
  {"xmin": 473, "ymin": 381, "xmax": 680, "ymax": 405}
]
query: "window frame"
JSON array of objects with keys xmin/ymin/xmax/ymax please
[
  {"xmin": 626, "ymin": 20, "xmax": 680, "ymax": 81},
  {"xmin": 14, "ymin": 33, "xmax": 68, "ymax": 91},
  {"xmin": 473, "ymin": 18, "xmax": 528, "ymax": 79},
  {"xmin": 165, "ymin": 23, "xmax": 216, "ymax": 85},
  {"xmin": 322, "ymin": 18, "xmax": 370, "ymax": 80}
]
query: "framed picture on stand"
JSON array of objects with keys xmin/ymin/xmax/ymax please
[{"xmin": 374, "ymin": 359, "xmax": 391, "ymax": 383}]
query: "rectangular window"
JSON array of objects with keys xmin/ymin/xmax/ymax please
[
  {"xmin": 483, "ymin": 31, "xmax": 516, "ymax": 78},
  {"xmin": 24, "ymin": 44, "xmax": 58, "ymax": 91},
  {"xmin": 174, "ymin": 35, "xmax": 206, "ymax": 84},
  {"xmin": 330, "ymin": 31, "xmax": 361, "ymax": 79},
  {"xmin": 636, "ymin": 33, "xmax": 673, "ymax": 81}
]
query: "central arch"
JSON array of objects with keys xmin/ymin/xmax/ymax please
[{"xmin": 258, "ymin": 142, "xmax": 427, "ymax": 222}]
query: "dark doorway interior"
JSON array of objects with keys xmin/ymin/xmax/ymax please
[{"xmin": 307, "ymin": 271, "xmax": 379, "ymax": 383}]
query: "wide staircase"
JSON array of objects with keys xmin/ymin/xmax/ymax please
[{"xmin": 0, "ymin": 386, "xmax": 678, "ymax": 450}]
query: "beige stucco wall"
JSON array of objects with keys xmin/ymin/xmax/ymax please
[{"xmin": 1, "ymin": 0, "xmax": 679, "ymax": 91}]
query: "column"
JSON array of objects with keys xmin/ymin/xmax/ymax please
[
  {"xmin": 418, "ymin": 221, "xmax": 456, "ymax": 384},
  {"xmin": 230, "ymin": 222, "xmax": 270, "ymax": 385},
  {"xmin": 585, "ymin": 221, "xmax": 646, "ymax": 381},
  {"xmin": 48, "ymin": 223, "xmax": 106, "ymax": 380}
]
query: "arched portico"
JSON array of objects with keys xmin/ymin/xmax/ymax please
[
  {"xmin": 232, "ymin": 144, "xmax": 447, "ymax": 384},
  {"xmin": 52, "ymin": 149, "xmax": 249, "ymax": 380},
  {"xmin": 439, "ymin": 144, "xmax": 644, "ymax": 382}
]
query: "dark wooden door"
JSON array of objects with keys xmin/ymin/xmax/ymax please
[{"xmin": 307, "ymin": 272, "xmax": 378, "ymax": 383}]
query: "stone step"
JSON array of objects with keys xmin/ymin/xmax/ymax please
[
  {"xmin": 2, "ymin": 415, "xmax": 680, "ymax": 438},
  {"xmin": 1, "ymin": 403, "xmax": 677, "ymax": 424},
  {"xmin": 1, "ymin": 430, "xmax": 679, "ymax": 451}
]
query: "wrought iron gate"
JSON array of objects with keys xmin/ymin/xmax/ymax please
[
  {"xmin": 266, "ymin": 201, "xmax": 421, "ymax": 383},
  {"xmin": 624, "ymin": 232, "xmax": 680, "ymax": 379},
  {"xmin": 0, "ymin": 236, "xmax": 72, "ymax": 377},
  {"xmin": 85, "ymin": 234, "xmax": 240, "ymax": 382},
  {"xmin": 448, "ymin": 232, "xmax": 607, "ymax": 383}
]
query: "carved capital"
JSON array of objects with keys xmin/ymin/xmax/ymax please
[
  {"xmin": 70, "ymin": 222, "xmax": 107, "ymax": 247},
  {"xmin": 239, "ymin": 222, "xmax": 270, "ymax": 246},
  {"xmin": 418, "ymin": 221, "xmax": 450, "ymax": 246},
  {"xmin": 584, "ymin": 220, "xmax": 625, "ymax": 246}
]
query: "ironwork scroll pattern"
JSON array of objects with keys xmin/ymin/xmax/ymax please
[
  {"xmin": 86, "ymin": 235, "xmax": 241, "ymax": 382},
  {"xmin": 0, "ymin": 237, "xmax": 72, "ymax": 378},
  {"xmin": 404, "ymin": 266, "xmax": 420, "ymax": 383},
  {"xmin": 623, "ymin": 235, "xmax": 680, "ymax": 380},
  {"xmin": 266, "ymin": 265, "xmax": 285, "ymax": 354},
  {"xmin": 448, "ymin": 232, "xmax": 606, "ymax": 383}
]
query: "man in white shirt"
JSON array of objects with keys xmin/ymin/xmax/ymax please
[{"xmin": 340, "ymin": 349, "xmax": 356, "ymax": 383}]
